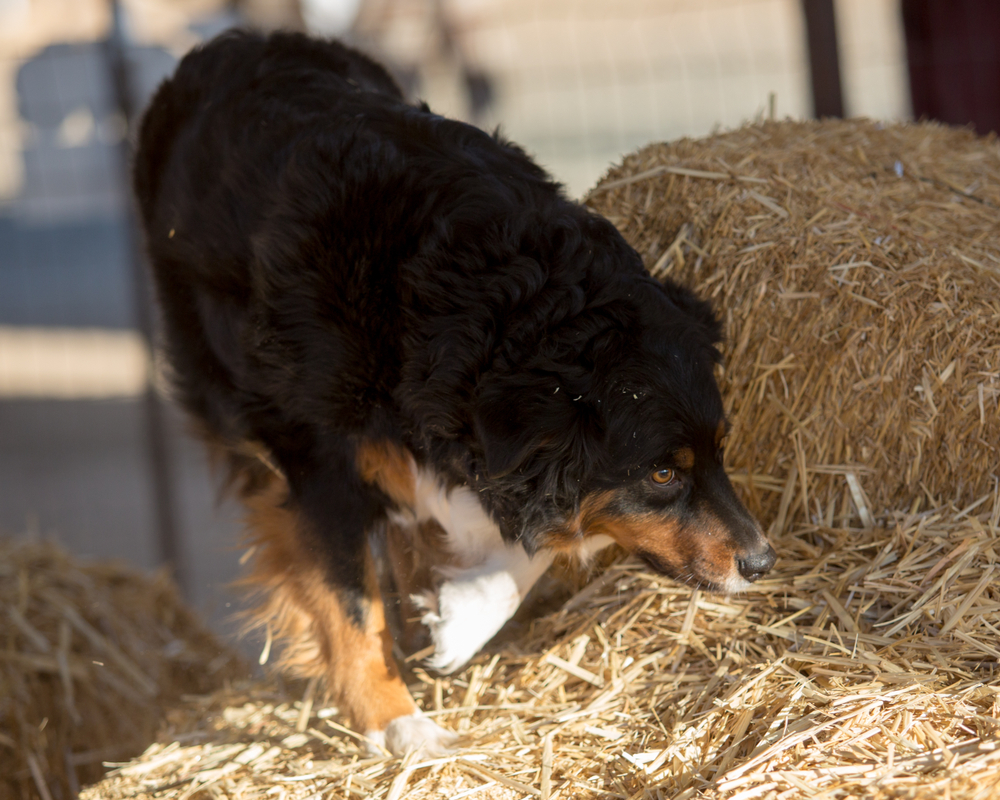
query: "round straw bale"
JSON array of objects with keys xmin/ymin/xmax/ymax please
[
  {"xmin": 0, "ymin": 537, "xmax": 246, "ymax": 799},
  {"xmin": 586, "ymin": 119, "xmax": 1000, "ymax": 531}
]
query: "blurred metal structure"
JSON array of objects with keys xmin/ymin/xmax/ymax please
[
  {"xmin": 801, "ymin": 0, "xmax": 844, "ymax": 117},
  {"xmin": 106, "ymin": 0, "xmax": 183, "ymax": 590},
  {"xmin": 0, "ymin": 0, "xmax": 243, "ymax": 639},
  {"xmin": 902, "ymin": 0, "xmax": 1000, "ymax": 135}
]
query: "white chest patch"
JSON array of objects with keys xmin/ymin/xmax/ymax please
[{"xmin": 411, "ymin": 468, "xmax": 505, "ymax": 568}]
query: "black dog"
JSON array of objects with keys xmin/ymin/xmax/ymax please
[{"xmin": 134, "ymin": 30, "xmax": 775, "ymax": 755}]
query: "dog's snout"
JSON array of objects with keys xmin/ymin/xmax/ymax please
[{"xmin": 737, "ymin": 545, "xmax": 777, "ymax": 582}]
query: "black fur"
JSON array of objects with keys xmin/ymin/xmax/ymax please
[{"xmin": 135, "ymin": 30, "xmax": 769, "ymax": 603}]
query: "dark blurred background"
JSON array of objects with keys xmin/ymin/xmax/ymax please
[{"xmin": 0, "ymin": 0, "xmax": 995, "ymax": 647}]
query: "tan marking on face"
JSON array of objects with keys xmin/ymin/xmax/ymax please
[
  {"xmin": 537, "ymin": 499, "xmax": 625, "ymax": 560},
  {"xmin": 695, "ymin": 511, "xmax": 745, "ymax": 583},
  {"xmin": 356, "ymin": 439, "xmax": 416, "ymax": 507},
  {"xmin": 573, "ymin": 489, "xmax": 743, "ymax": 588},
  {"xmin": 241, "ymin": 477, "xmax": 417, "ymax": 733},
  {"xmin": 674, "ymin": 447, "xmax": 695, "ymax": 471},
  {"xmin": 575, "ymin": 491, "xmax": 686, "ymax": 572},
  {"xmin": 536, "ymin": 504, "xmax": 590, "ymax": 554}
]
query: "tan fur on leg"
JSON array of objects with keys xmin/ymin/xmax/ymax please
[{"xmin": 239, "ymin": 478, "xmax": 418, "ymax": 735}]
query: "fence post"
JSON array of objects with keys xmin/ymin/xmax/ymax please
[
  {"xmin": 104, "ymin": 0, "xmax": 185, "ymax": 593},
  {"xmin": 801, "ymin": 0, "xmax": 845, "ymax": 118}
]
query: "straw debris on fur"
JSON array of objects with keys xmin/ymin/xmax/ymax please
[
  {"xmin": 84, "ymin": 119, "xmax": 999, "ymax": 799},
  {"xmin": 0, "ymin": 537, "xmax": 246, "ymax": 799}
]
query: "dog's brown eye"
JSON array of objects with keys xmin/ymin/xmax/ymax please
[{"xmin": 651, "ymin": 468, "xmax": 677, "ymax": 486}]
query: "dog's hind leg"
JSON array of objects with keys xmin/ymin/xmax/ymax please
[{"xmin": 242, "ymin": 476, "xmax": 456, "ymax": 756}]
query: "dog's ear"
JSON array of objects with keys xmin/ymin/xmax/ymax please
[
  {"xmin": 473, "ymin": 397, "xmax": 541, "ymax": 478},
  {"xmin": 473, "ymin": 375, "xmax": 578, "ymax": 479},
  {"xmin": 658, "ymin": 277, "xmax": 723, "ymax": 345}
]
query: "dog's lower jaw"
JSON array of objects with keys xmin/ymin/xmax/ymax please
[
  {"xmin": 366, "ymin": 712, "xmax": 457, "ymax": 757},
  {"xmin": 719, "ymin": 573, "xmax": 754, "ymax": 595},
  {"xmin": 675, "ymin": 569, "xmax": 753, "ymax": 595}
]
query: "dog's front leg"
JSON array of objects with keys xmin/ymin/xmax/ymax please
[{"xmin": 415, "ymin": 543, "xmax": 555, "ymax": 674}]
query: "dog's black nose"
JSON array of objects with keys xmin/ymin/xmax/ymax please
[{"xmin": 737, "ymin": 545, "xmax": 777, "ymax": 582}]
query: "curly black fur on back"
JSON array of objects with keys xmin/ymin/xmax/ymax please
[{"xmin": 135, "ymin": 30, "xmax": 724, "ymax": 550}]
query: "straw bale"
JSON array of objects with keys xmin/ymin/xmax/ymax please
[
  {"xmin": 82, "ymin": 119, "xmax": 999, "ymax": 799},
  {"xmin": 0, "ymin": 537, "xmax": 246, "ymax": 799},
  {"xmin": 586, "ymin": 118, "xmax": 1000, "ymax": 531}
]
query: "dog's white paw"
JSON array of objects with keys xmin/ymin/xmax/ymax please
[
  {"xmin": 366, "ymin": 713, "xmax": 457, "ymax": 757},
  {"xmin": 414, "ymin": 568, "xmax": 522, "ymax": 674}
]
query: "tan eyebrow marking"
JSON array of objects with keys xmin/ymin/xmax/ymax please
[{"xmin": 674, "ymin": 447, "xmax": 695, "ymax": 470}]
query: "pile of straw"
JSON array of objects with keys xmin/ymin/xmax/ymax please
[
  {"xmin": 83, "ymin": 119, "xmax": 999, "ymax": 799},
  {"xmin": 85, "ymin": 504, "xmax": 1000, "ymax": 800},
  {"xmin": 0, "ymin": 537, "xmax": 245, "ymax": 799}
]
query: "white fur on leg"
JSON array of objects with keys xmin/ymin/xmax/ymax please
[
  {"xmin": 366, "ymin": 712, "xmax": 457, "ymax": 757},
  {"xmin": 415, "ymin": 545, "xmax": 555, "ymax": 674},
  {"xmin": 400, "ymin": 466, "xmax": 618, "ymax": 675}
]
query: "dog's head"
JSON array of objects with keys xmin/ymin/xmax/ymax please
[{"xmin": 470, "ymin": 260, "xmax": 775, "ymax": 594}]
